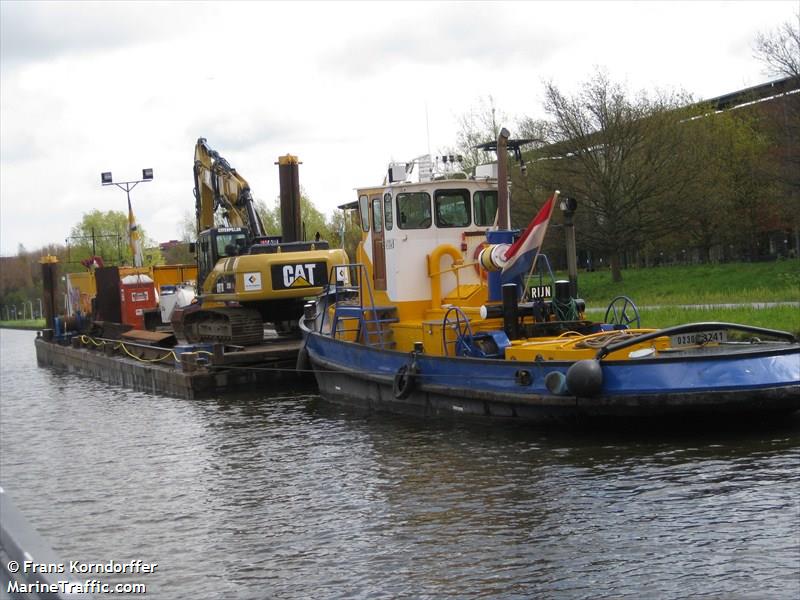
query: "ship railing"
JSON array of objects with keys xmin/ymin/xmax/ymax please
[
  {"xmin": 427, "ymin": 244, "xmax": 483, "ymax": 309},
  {"xmin": 322, "ymin": 263, "xmax": 397, "ymax": 349}
]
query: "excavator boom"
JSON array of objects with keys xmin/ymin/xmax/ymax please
[{"xmin": 194, "ymin": 138, "xmax": 266, "ymax": 237}]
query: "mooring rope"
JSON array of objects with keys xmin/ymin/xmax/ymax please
[
  {"xmin": 573, "ymin": 330, "xmax": 639, "ymax": 349},
  {"xmin": 78, "ymin": 334, "xmax": 180, "ymax": 364}
]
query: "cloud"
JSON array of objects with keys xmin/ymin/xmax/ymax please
[
  {"xmin": 2, "ymin": 1, "xmax": 798, "ymax": 256},
  {"xmin": 185, "ymin": 114, "xmax": 311, "ymax": 157},
  {"xmin": 0, "ymin": 2, "xmax": 210, "ymax": 66},
  {"xmin": 322, "ymin": 4, "xmax": 563, "ymax": 76}
]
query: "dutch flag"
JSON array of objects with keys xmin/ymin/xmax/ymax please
[{"xmin": 500, "ymin": 192, "xmax": 557, "ymax": 286}]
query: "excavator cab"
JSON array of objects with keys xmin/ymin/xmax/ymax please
[{"xmin": 196, "ymin": 227, "xmax": 250, "ymax": 284}]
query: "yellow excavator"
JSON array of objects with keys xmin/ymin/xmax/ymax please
[{"xmin": 172, "ymin": 138, "xmax": 348, "ymax": 345}]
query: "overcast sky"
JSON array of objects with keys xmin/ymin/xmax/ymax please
[{"xmin": 0, "ymin": 0, "xmax": 795, "ymax": 256}]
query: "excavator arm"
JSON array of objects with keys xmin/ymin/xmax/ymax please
[{"xmin": 193, "ymin": 138, "xmax": 266, "ymax": 237}]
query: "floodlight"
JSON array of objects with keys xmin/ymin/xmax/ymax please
[
  {"xmin": 101, "ymin": 172, "xmax": 113, "ymax": 184},
  {"xmin": 559, "ymin": 197, "xmax": 578, "ymax": 213}
]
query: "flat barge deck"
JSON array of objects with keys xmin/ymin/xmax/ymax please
[{"xmin": 34, "ymin": 333, "xmax": 306, "ymax": 399}]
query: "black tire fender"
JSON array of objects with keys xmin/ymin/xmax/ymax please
[{"xmin": 393, "ymin": 364, "xmax": 417, "ymax": 400}]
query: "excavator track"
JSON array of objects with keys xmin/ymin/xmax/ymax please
[{"xmin": 181, "ymin": 307, "xmax": 264, "ymax": 346}]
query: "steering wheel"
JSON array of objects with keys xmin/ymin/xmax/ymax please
[
  {"xmin": 604, "ymin": 295, "xmax": 641, "ymax": 329},
  {"xmin": 442, "ymin": 306, "xmax": 475, "ymax": 356}
]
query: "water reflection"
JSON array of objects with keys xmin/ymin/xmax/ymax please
[{"xmin": 2, "ymin": 329, "xmax": 798, "ymax": 599}]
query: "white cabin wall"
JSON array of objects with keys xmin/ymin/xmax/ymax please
[{"xmin": 366, "ymin": 179, "xmax": 495, "ymax": 303}]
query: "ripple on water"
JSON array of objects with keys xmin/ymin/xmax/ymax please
[{"xmin": 1, "ymin": 329, "xmax": 799, "ymax": 599}]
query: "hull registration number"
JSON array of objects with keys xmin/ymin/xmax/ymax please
[{"xmin": 670, "ymin": 330, "xmax": 727, "ymax": 346}]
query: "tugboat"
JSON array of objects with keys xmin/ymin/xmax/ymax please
[{"xmin": 299, "ymin": 130, "xmax": 800, "ymax": 424}]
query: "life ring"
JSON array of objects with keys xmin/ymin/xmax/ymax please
[
  {"xmin": 393, "ymin": 363, "xmax": 417, "ymax": 400},
  {"xmin": 472, "ymin": 243, "xmax": 488, "ymax": 281}
]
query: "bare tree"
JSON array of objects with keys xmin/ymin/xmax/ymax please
[
  {"xmin": 447, "ymin": 96, "xmax": 506, "ymax": 172},
  {"xmin": 179, "ymin": 209, "xmax": 197, "ymax": 242},
  {"xmin": 753, "ymin": 12, "xmax": 800, "ymax": 78},
  {"xmin": 539, "ymin": 71, "xmax": 698, "ymax": 281}
]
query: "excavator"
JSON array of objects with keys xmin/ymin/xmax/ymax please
[{"xmin": 172, "ymin": 138, "xmax": 348, "ymax": 345}]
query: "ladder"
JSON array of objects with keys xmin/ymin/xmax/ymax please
[{"xmin": 324, "ymin": 264, "xmax": 399, "ymax": 350}]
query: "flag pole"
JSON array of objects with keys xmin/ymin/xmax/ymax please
[{"xmin": 522, "ymin": 190, "xmax": 559, "ymax": 300}]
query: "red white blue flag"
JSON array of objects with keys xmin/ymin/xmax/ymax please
[{"xmin": 501, "ymin": 193, "xmax": 556, "ymax": 285}]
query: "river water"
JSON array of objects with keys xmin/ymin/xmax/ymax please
[{"xmin": 1, "ymin": 328, "xmax": 798, "ymax": 599}]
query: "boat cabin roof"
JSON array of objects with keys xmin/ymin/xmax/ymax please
[{"xmin": 354, "ymin": 177, "xmax": 499, "ymax": 234}]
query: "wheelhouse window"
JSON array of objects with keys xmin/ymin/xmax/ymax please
[
  {"xmin": 384, "ymin": 193, "xmax": 393, "ymax": 230},
  {"xmin": 473, "ymin": 190, "xmax": 498, "ymax": 226},
  {"xmin": 435, "ymin": 189, "xmax": 470, "ymax": 228},
  {"xmin": 358, "ymin": 194, "xmax": 370, "ymax": 232},
  {"xmin": 397, "ymin": 192, "xmax": 432, "ymax": 229},
  {"xmin": 372, "ymin": 197, "xmax": 383, "ymax": 233}
]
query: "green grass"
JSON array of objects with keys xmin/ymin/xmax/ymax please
[
  {"xmin": 568, "ymin": 259, "xmax": 800, "ymax": 306},
  {"xmin": 636, "ymin": 305, "xmax": 800, "ymax": 336},
  {"xmin": 0, "ymin": 319, "xmax": 45, "ymax": 330},
  {"xmin": 541, "ymin": 259, "xmax": 800, "ymax": 336}
]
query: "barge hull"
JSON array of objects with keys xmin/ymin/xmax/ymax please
[{"xmin": 35, "ymin": 336, "xmax": 303, "ymax": 399}]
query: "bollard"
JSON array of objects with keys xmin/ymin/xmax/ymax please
[
  {"xmin": 181, "ymin": 351, "xmax": 198, "ymax": 373},
  {"xmin": 213, "ymin": 344, "xmax": 225, "ymax": 365},
  {"xmin": 502, "ymin": 283, "xmax": 520, "ymax": 340}
]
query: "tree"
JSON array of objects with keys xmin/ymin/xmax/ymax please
[
  {"xmin": 536, "ymin": 71, "xmax": 699, "ymax": 281},
  {"xmin": 681, "ymin": 108, "xmax": 774, "ymax": 261},
  {"xmin": 753, "ymin": 12, "xmax": 800, "ymax": 78},
  {"xmin": 449, "ymin": 96, "xmax": 507, "ymax": 172},
  {"xmin": 0, "ymin": 243, "xmax": 68, "ymax": 319},
  {"xmin": 179, "ymin": 210, "xmax": 197, "ymax": 242},
  {"xmin": 255, "ymin": 198, "xmax": 280, "ymax": 236},
  {"xmin": 68, "ymin": 210, "xmax": 158, "ymax": 267},
  {"xmin": 162, "ymin": 243, "xmax": 194, "ymax": 265},
  {"xmin": 753, "ymin": 45, "xmax": 800, "ymax": 256},
  {"xmin": 329, "ymin": 208, "xmax": 361, "ymax": 262},
  {"xmin": 255, "ymin": 191, "xmax": 338, "ymax": 242}
]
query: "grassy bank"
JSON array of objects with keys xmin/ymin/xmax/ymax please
[
  {"xmin": 587, "ymin": 305, "xmax": 800, "ymax": 336},
  {"xmin": 0, "ymin": 319, "xmax": 46, "ymax": 330},
  {"xmin": 572, "ymin": 259, "xmax": 799, "ymax": 306},
  {"xmin": 558, "ymin": 260, "xmax": 800, "ymax": 335}
]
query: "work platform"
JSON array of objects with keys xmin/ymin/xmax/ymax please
[{"xmin": 34, "ymin": 333, "xmax": 306, "ymax": 399}]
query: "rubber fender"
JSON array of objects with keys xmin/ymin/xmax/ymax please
[
  {"xmin": 393, "ymin": 364, "xmax": 417, "ymax": 400},
  {"xmin": 544, "ymin": 371, "xmax": 568, "ymax": 395},
  {"xmin": 566, "ymin": 359, "xmax": 603, "ymax": 396}
]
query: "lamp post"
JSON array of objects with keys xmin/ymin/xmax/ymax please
[
  {"xmin": 101, "ymin": 168, "xmax": 153, "ymax": 267},
  {"xmin": 559, "ymin": 196, "xmax": 579, "ymax": 298}
]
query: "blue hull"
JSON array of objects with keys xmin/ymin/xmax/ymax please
[{"xmin": 302, "ymin": 329, "xmax": 800, "ymax": 423}]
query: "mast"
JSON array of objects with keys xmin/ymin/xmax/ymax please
[{"xmin": 495, "ymin": 127, "xmax": 510, "ymax": 230}]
